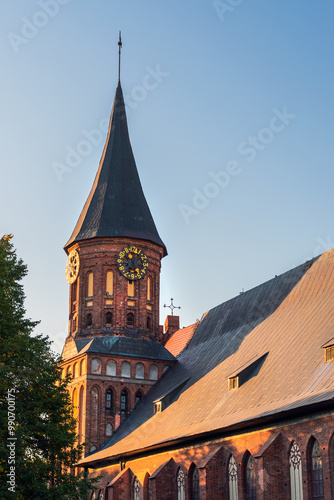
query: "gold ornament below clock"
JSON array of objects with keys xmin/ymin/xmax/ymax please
[
  {"xmin": 66, "ymin": 249, "xmax": 80, "ymax": 284},
  {"xmin": 117, "ymin": 245, "xmax": 148, "ymax": 280}
]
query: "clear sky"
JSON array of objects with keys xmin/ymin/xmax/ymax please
[{"xmin": 1, "ymin": 1, "xmax": 334, "ymax": 354}]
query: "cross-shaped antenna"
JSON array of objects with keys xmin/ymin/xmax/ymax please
[
  {"xmin": 118, "ymin": 31, "xmax": 122, "ymax": 82},
  {"xmin": 163, "ymin": 298, "xmax": 181, "ymax": 316}
]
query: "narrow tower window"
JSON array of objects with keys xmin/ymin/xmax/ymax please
[
  {"xmin": 127, "ymin": 312, "xmax": 134, "ymax": 326},
  {"xmin": 106, "ymin": 422, "xmax": 113, "ymax": 437},
  {"xmin": 177, "ymin": 469, "xmax": 185, "ymax": 500},
  {"xmin": 147, "ymin": 316, "xmax": 152, "ymax": 330},
  {"xmin": 86, "ymin": 313, "xmax": 92, "ymax": 327},
  {"xmin": 121, "ymin": 361, "xmax": 131, "ymax": 378},
  {"xmin": 87, "ymin": 272, "xmax": 93, "ymax": 297},
  {"xmin": 147, "ymin": 276, "xmax": 152, "ymax": 301},
  {"xmin": 135, "ymin": 363, "xmax": 145, "ymax": 379},
  {"xmin": 192, "ymin": 468, "xmax": 200, "ymax": 500},
  {"xmin": 106, "ymin": 311, "xmax": 112, "ymax": 325},
  {"xmin": 135, "ymin": 390, "xmax": 143, "ymax": 405},
  {"xmin": 149, "ymin": 364, "xmax": 158, "ymax": 381},
  {"xmin": 128, "ymin": 280, "xmax": 134, "ymax": 297},
  {"xmin": 106, "ymin": 271, "xmax": 113, "ymax": 296}
]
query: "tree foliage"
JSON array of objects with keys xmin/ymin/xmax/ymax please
[{"xmin": 0, "ymin": 235, "xmax": 97, "ymax": 499}]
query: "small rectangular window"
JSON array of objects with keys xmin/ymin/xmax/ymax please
[
  {"xmin": 228, "ymin": 376, "xmax": 239, "ymax": 391},
  {"xmin": 325, "ymin": 346, "xmax": 334, "ymax": 362},
  {"xmin": 154, "ymin": 401, "xmax": 162, "ymax": 413}
]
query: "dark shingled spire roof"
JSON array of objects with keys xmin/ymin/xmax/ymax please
[{"xmin": 65, "ymin": 83, "xmax": 167, "ymax": 255}]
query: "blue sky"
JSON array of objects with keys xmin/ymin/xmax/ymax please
[{"xmin": 1, "ymin": 1, "xmax": 334, "ymax": 353}]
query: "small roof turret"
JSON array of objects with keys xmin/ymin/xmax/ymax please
[{"xmin": 65, "ymin": 82, "xmax": 167, "ymax": 256}]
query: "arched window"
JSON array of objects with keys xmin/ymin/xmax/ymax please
[
  {"xmin": 289, "ymin": 442, "xmax": 303, "ymax": 500},
  {"xmin": 311, "ymin": 439, "xmax": 324, "ymax": 500},
  {"xmin": 228, "ymin": 455, "xmax": 239, "ymax": 500},
  {"xmin": 72, "ymin": 388, "xmax": 78, "ymax": 422},
  {"xmin": 106, "ymin": 422, "xmax": 112, "ymax": 437},
  {"xmin": 106, "ymin": 271, "xmax": 113, "ymax": 296},
  {"xmin": 90, "ymin": 387, "xmax": 99, "ymax": 442},
  {"xmin": 80, "ymin": 358, "xmax": 86, "ymax": 376},
  {"xmin": 135, "ymin": 362, "xmax": 145, "ymax": 379},
  {"xmin": 146, "ymin": 316, "xmax": 152, "ymax": 330},
  {"xmin": 128, "ymin": 281, "xmax": 134, "ymax": 297},
  {"xmin": 245, "ymin": 454, "xmax": 256, "ymax": 500},
  {"xmin": 66, "ymin": 365, "xmax": 72, "ymax": 378},
  {"xmin": 78, "ymin": 386, "xmax": 84, "ymax": 444},
  {"xmin": 149, "ymin": 364, "xmax": 158, "ymax": 381},
  {"xmin": 134, "ymin": 477, "xmax": 140, "ymax": 500},
  {"xmin": 91, "ymin": 358, "xmax": 102, "ymax": 375},
  {"xmin": 147, "ymin": 276, "xmax": 152, "ymax": 301},
  {"xmin": 121, "ymin": 361, "xmax": 131, "ymax": 378},
  {"xmin": 177, "ymin": 469, "xmax": 185, "ymax": 500},
  {"xmin": 106, "ymin": 311, "xmax": 112, "ymax": 325},
  {"xmin": 106, "ymin": 388, "xmax": 113, "ymax": 415},
  {"xmin": 127, "ymin": 312, "xmax": 134, "ymax": 326},
  {"xmin": 120, "ymin": 389, "xmax": 128, "ymax": 418},
  {"xmin": 86, "ymin": 313, "xmax": 92, "ymax": 327},
  {"xmin": 73, "ymin": 362, "xmax": 79, "ymax": 378},
  {"xmin": 106, "ymin": 360, "xmax": 116, "ymax": 376},
  {"xmin": 135, "ymin": 390, "xmax": 143, "ymax": 405},
  {"xmin": 87, "ymin": 272, "xmax": 93, "ymax": 297},
  {"xmin": 192, "ymin": 468, "xmax": 200, "ymax": 500}
]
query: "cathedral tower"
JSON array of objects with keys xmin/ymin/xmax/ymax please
[{"xmin": 59, "ymin": 48, "xmax": 175, "ymax": 453}]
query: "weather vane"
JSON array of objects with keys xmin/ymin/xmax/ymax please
[
  {"xmin": 163, "ymin": 298, "xmax": 181, "ymax": 316},
  {"xmin": 118, "ymin": 31, "xmax": 122, "ymax": 82}
]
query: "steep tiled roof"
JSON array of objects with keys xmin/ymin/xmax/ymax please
[
  {"xmin": 64, "ymin": 83, "xmax": 167, "ymax": 256},
  {"xmin": 80, "ymin": 251, "xmax": 334, "ymax": 467},
  {"xmin": 165, "ymin": 322, "xmax": 199, "ymax": 357}
]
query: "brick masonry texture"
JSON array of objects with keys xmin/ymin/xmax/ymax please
[{"xmin": 86, "ymin": 413, "xmax": 334, "ymax": 499}]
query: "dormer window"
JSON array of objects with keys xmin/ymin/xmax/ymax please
[
  {"xmin": 154, "ymin": 401, "xmax": 162, "ymax": 414},
  {"xmin": 228, "ymin": 376, "xmax": 239, "ymax": 391},
  {"xmin": 322, "ymin": 338, "xmax": 334, "ymax": 362}
]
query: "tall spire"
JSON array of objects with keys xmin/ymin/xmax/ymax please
[{"xmin": 65, "ymin": 70, "xmax": 167, "ymax": 256}]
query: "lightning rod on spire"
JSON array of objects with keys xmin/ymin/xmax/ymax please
[{"xmin": 118, "ymin": 31, "xmax": 122, "ymax": 82}]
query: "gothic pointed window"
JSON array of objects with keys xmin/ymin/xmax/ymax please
[
  {"xmin": 134, "ymin": 478, "xmax": 140, "ymax": 500},
  {"xmin": 106, "ymin": 388, "xmax": 113, "ymax": 415},
  {"xmin": 73, "ymin": 362, "xmax": 79, "ymax": 378},
  {"xmin": 106, "ymin": 271, "xmax": 113, "ymax": 296},
  {"xmin": 80, "ymin": 358, "xmax": 86, "ymax": 375},
  {"xmin": 147, "ymin": 316, "xmax": 152, "ymax": 330},
  {"xmin": 192, "ymin": 468, "xmax": 200, "ymax": 500},
  {"xmin": 90, "ymin": 387, "xmax": 99, "ymax": 442},
  {"xmin": 106, "ymin": 311, "xmax": 112, "ymax": 325},
  {"xmin": 177, "ymin": 469, "xmax": 185, "ymax": 500},
  {"xmin": 87, "ymin": 272, "xmax": 93, "ymax": 297},
  {"xmin": 311, "ymin": 439, "xmax": 324, "ymax": 500},
  {"xmin": 86, "ymin": 313, "xmax": 92, "ymax": 327},
  {"xmin": 289, "ymin": 442, "xmax": 303, "ymax": 500},
  {"xmin": 135, "ymin": 390, "xmax": 143, "ymax": 405},
  {"xmin": 228, "ymin": 455, "xmax": 239, "ymax": 500},
  {"xmin": 120, "ymin": 389, "xmax": 128, "ymax": 418},
  {"xmin": 127, "ymin": 312, "xmax": 134, "ymax": 326},
  {"xmin": 78, "ymin": 386, "xmax": 84, "ymax": 444},
  {"xmin": 245, "ymin": 454, "xmax": 256, "ymax": 500}
]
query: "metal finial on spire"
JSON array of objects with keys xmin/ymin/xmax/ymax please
[
  {"xmin": 118, "ymin": 31, "xmax": 122, "ymax": 82},
  {"xmin": 163, "ymin": 298, "xmax": 181, "ymax": 316}
]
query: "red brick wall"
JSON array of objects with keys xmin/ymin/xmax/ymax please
[
  {"xmin": 66, "ymin": 237, "xmax": 163, "ymax": 341},
  {"xmin": 87, "ymin": 412, "xmax": 334, "ymax": 500}
]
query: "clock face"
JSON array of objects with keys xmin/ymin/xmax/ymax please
[
  {"xmin": 117, "ymin": 245, "xmax": 148, "ymax": 280},
  {"xmin": 65, "ymin": 249, "xmax": 80, "ymax": 284}
]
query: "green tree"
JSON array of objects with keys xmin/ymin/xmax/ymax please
[{"xmin": 0, "ymin": 235, "xmax": 98, "ymax": 499}]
